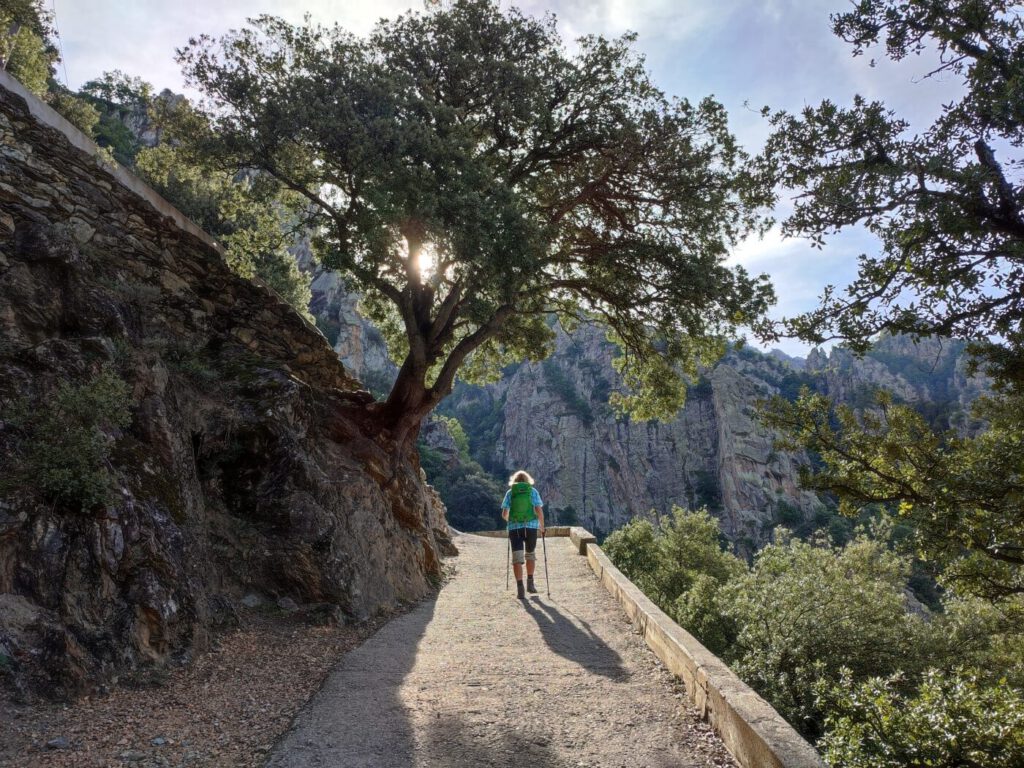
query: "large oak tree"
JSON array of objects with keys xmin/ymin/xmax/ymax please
[{"xmin": 176, "ymin": 1, "xmax": 773, "ymax": 450}]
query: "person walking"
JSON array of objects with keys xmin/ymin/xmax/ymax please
[{"xmin": 501, "ymin": 470, "xmax": 545, "ymax": 600}]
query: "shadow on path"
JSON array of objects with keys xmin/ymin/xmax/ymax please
[
  {"xmin": 521, "ymin": 597, "xmax": 628, "ymax": 681},
  {"xmin": 265, "ymin": 597, "xmax": 437, "ymax": 768}
]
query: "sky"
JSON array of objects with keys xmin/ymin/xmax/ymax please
[{"xmin": 53, "ymin": 0, "xmax": 964, "ymax": 357}]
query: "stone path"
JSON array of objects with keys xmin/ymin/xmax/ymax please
[{"xmin": 266, "ymin": 534, "xmax": 737, "ymax": 768}]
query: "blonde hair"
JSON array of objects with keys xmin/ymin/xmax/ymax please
[{"xmin": 508, "ymin": 470, "xmax": 534, "ymax": 487}]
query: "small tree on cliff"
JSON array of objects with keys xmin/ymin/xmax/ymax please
[{"xmin": 176, "ymin": 0, "xmax": 774, "ymax": 448}]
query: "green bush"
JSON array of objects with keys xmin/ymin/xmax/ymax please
[
  {"xmin": 657, "ymin": 508, "xmax": 746, "ymax": 602},
  {"xmin": 820, "ymin": 668, "xmax": 1024, "ymax": 768},
  {"xmin": 672, "ymin": 573, "xmax": 738, "ymax": 657},
  {"xmin": 2, "ymin": 369, "xmax": 132, "ymax": 510},
  {"xmin": 135, "ymin": 144, "xmax": 313, "ymax": 320},
  {"xmin": 436, "ymin": 382, "xmax": 509, "ymax": 476},
  {"xmin": 775, "ymin": 499, "xmax": 803, "ymax": 527},
  {"xmin": 720, "ymin": 534, "xmax": 927, "ymax": 738},
  {"xmin": 691, "ymin": 470, "xmax": 723, "ymax": 511},
  {"xmin": 440, "ymin": 472, "xmax": 504, "ymax": 531},
  {"xmin": 604, "ymin": 507, "xmax": 744, "ymax": 634},
  {"xmin": 0, "ymin": 3, "xmax": 56, "ymax": 97},
  {"xmin": 925, "ymin": 595, "xmax": 1024, "ymax": 690},
  {"xmin": 49, "ymin": 88, "xmax": 101, "ymax": 134},
  {"xmin": 603, "ymin": 517, "xmax": 662, "ymax": 598}
]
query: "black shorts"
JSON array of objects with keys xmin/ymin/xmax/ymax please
[{"xmin": 509, "ymin": 527, "xmax": 538, "ymax": 553}]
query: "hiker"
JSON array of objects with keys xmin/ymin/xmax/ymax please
[{"xmin": 501, "ymin": 470, "xmax": 545, "ymax": 600}]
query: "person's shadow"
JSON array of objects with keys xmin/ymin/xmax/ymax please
[{"xmin": 521, "ymin": 597, "xmax": 629, "ymax": 681}]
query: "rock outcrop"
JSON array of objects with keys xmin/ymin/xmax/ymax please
[
  {"xmin": 0, "ymin": 73, "xmax": 450, "ymax": 701},
  {"xmin": 477, "ymin": 326, "xmax": 827, "ymax": 548},
  {"xmin": 484, "ymin": 329, "xmax": 985, "ymax": 546},
  {"xmin": 805, "ymin": 334, "xmax": 988, "ymax": 431}
]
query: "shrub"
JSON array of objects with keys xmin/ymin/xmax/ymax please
[
  {"xmin": 691, "ymin": 470, "xmax": 722, "ymax": 511},
  {"xmin": 819, "ymin": 668, "xmax": 1024, "ymax": 768},
  {"xmin": 720, "ymin": 534, "xmax": 927, "ymax": 737},
  {"xmin": 603, "ymin": 517, "xmax": 662, "ymax": 598},
  {"xmin": 657, "ymin": 507, "xmax": 745, "ymax": 602},
  {"xmin": 673, "ymin": 573, "xmax": 738, "ymax": 657},
  {"xmin": 418, "ymin": 417, "xmax": 505, "ymax": 532},
  {"xmin": 2, "ymin": 369, "xmax": 132, "ymax": 510},
  {"xmin": 135, "ymin": 144, "xmax": 313, "ymax": 320},
  {"xmin": 775, "ymin": 499, "xmax": 803, "ymax": 527},
  {"xmin": 604, "ymin": 507, "xmax": 744, "ymax": 641}
]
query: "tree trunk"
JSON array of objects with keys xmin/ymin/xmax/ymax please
[
  {"xmin": 364, "ymin": 302, "xmax": 512, "ymax": 465},
  {"xmin": 368, "ymin": 358, "xmax": 437, "ymax": 461}
]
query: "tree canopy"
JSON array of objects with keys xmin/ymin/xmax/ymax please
[
  {"xmin": 175, "ymin": 0, "xmax": 774, "ymax": 444},
  {"xmin": 764, "ymin": 389, "xmax": 1024, "ymax": 600},
  {"xmin": 761, "ymin": 0, "xmax": 1024, "ymax": 602},
  {"xmin": 0, "ymin": 0, "xmax": 104, "ymax": 134},
  {"xmin": 0, "ymin": 0, "xmax": 56, "ymax": 94},
  {"xmin": 764, "ymin": 0, "xmax": 1024, "ymax": 385}
]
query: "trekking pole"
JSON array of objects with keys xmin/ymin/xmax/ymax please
[
  {"xmin": 506, "ymin": 531, "xmax": 511, "ymax": 591},
  {"xmin": 542, "ymin": 528, "xmax": 550, "ymax": 597}
]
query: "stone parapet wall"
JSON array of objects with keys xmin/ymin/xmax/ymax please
[
  {"xmin": 0, "ymin": 69, "xmax": 356, "ymax": 394},
  {"xmin": 526, "ymin": 528, "xmax": 825, "ymax": 768}
]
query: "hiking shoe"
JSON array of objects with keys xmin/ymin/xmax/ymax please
[
  {"xmin": 516, "ymin": 580, "xmax": 526, "ymax": 600},
  {"xmin": 526, "ymin": 576, "xmax": 538, "ymax": 594}
]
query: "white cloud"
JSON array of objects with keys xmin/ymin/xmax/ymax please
[
  {"xmin": 517, "ymin": 0, "xmax": 720, "ymax": 43},
  {"xmin": 729, "ymin": 224, "xmax": 869, "ymax": 356},
  {"xmin": 58, "ymin": 1, "xmax": 421, "ymax": 92}
]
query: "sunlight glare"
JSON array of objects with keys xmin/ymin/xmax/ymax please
[{"xmin": 417, "ymin": 243, "xmax": 436, "ymax": 278}]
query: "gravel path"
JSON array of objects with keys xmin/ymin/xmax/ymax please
[{"xmin": 267, "ymin": 533, "xmax": 737, "ymax": 768}]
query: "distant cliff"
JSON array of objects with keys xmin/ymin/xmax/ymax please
[
  {"xmin": 447, "ymin": 325, "xmax": 829, "ymax": 549},
  {"xmin": 305, "ymin": 269, "xmax": 983, "ymax": 550},
  {"xmin": 0, "ymin": 73, "xmax": 451, "ymax": 701},
  {"xmin": 460, "ymin": 330, "xmax": 984, "ymax": 546}
]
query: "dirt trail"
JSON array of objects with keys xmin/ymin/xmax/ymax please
[{"xmin": 266, "ymin": 533, "xmax": 737, "ymax": 768}]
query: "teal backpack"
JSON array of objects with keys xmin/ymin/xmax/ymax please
[{"xmin": 508, "ymin": 482, "xmax": 536, "ymax": 524}]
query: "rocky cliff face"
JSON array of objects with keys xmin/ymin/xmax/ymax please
[
  {"xmin": 485, "ymin": 331, "xmax": 986, "ymax": 544},
  {"xmin": 303, "ymin": 259, "xmax": 984, "ymax": 551},
  {"xmin": 805, "ymin": 335, "xmax": 987, "ymax": 432},
  {"xmin": 484, "ymin": 329, "xmax": 984, "ymax": 545},
  {"xmin": 460, "ymin": 327, "xmax": 826, "ymax": 548},
  {"xmin": 286, "ymin": 238, "xmax": 398, "ymax": 396},
  {"xmin": 0, "ymin": 75, "xmax": 451, "ymax": 701}
]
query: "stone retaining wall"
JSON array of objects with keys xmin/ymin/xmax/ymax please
[
  {"xmin": 0, "ymin": 69, "xmax": 451, "ymax": 700},
  {"xmin": 0, "ymin": 69, "xmax": 353, "ymax": 393}
]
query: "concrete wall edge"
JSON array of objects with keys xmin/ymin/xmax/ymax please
[{"xmin": 571, "ymin": 527, "xmax": 825, "ymax": 768}]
